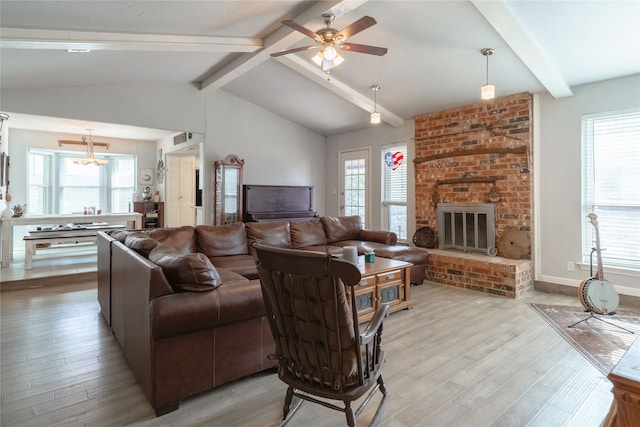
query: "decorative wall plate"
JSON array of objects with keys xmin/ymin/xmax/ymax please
[{"xmin": 156, "ymin": 160, "xmax": 165, "ymax": 184}]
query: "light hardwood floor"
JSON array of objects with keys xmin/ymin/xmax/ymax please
[{"xmin": 1, "ymin": 279, "xmax": 614, "ymax": 427}]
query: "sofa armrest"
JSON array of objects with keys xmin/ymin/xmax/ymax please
[{"xmin": 359, "ymin": 229, "xmax": 397, "ymax": 246}]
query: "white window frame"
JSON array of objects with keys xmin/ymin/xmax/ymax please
[
  {"xmin": 27, "ymin": 148, "xmax": 137, "ymax": 215},
  {"xmin": 338, "ymin": 148, "xmax": 371, "ymax": 228},
  {"xmin": 581, "ymin": 107, "xmax": 640, "ymax": 271},
  {"xmin": 381, "ymin": 143, "xmax": 408, "ymax": 242}
]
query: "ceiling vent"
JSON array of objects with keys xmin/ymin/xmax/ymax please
[{"xmin": 173, "ymin": 132, "xmax": 193, "ymax": 145}]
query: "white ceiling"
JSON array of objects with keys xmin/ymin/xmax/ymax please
[{"xmin": 1, "ymin": 0, "xmax": 639, "ymax": 139}]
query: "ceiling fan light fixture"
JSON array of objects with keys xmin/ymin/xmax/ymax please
[
  {"xmin": 313, "ymin": 46, "xmax": 344, "ymax": 72},
  {"xmin": 480, "ymin": 48, "xmax": 496, "ymax": 100},
  {"xmin": 323, "ymin": 45, "xmax": 338, "ymax": 61},
  {"xmin": 272, "ymin": 14, "xmax": 386, "ymax": 73},
  {"xmin": 311, "ymin": 51, "xmax": 323, "ymax": 66}
]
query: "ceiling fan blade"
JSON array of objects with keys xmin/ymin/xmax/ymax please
[
  {"xmin": 281, "ymin": 20, "xmax": 319, "ymax": 40},
  {"xmin": 340, "ymin": 43, "xmax": 387, "ymax": 56},
  {"xmin": 270, "ymin": 45, "xmax": 317, "ymax": 58},
  {"xmin": 335, "ymin": 16, "xmax": 377, "ymax": 40}
]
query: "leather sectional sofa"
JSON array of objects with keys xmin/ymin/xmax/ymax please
[{"xmin": 97, "ymin": 215, "xmax": 427, "ymax": 415}]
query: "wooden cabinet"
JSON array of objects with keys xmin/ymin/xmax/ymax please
[
  {"xmin": 131, "ymin": 201, "xmax": 164, "ymax": 229},
  {"xmin": 347, "ymin": 256, "xmax": 413, "ymax": 322},
  {"xmin": 605, "ymin": 338, "xmax": 640, "ymax": 427},
  {"xmin": 214, "ymin": 154, "xmax": 244, "ymax": 225}
]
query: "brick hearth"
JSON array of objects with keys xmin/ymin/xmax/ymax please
[{"xmin": 425, "ymin": 249, "xmax": 533, "ymax": 299}]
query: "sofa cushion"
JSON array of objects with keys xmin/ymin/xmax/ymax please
[
  {"xmin": 245, "ymin": 221, "xmax": 292, "ymax": 249},
  {"xmin": 147, "ymin": 226, "xmax": 196, "ymax": 254},
  {"xmin": 374, "ymin": 245, "xmax": 428, "ymax": 264},
  {"xmin": 150, "ymin": 279, "xmax": 265, "ymax": 339},
  {"xmin": 290, "ymin": 220, "xmax": 327, "ymax": 249},
  {"xmin": 321, "ymin": 215, "xmax": 362, "ymax": 243},
  {"xmin": 196, "ymin": 223, "xmax": 248, "ymax": 257},
  {"xmin": 211, "ymin": 254, "xmax": 259, "ymax": 280},
  {"xmin": 149, "ymin": 244, "xmax": 222, "ymax": 293},
  {"xmin": 124, "ymin": 232, "xmax": 159, "ymax": 257}
]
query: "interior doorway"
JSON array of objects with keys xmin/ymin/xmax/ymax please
[{"xmin": 165, "ymin": 145, "xmax": 200, "ymax": 227}]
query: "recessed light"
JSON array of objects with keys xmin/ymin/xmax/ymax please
[{"xmin": 67, "ymin": 48, "xmax": 91, "ymax": 53}]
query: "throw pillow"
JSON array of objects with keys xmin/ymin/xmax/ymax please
[
  {"xmin": 149, "ymin": 244, "xmax": 222, "ymax": 292},
  {"xmin": 110, "ymin": 229, "xmax": 133, "ymax": 243},
  {"xmin": 124, "ymin": 232, "xmax": 158, "ymax": 257}
]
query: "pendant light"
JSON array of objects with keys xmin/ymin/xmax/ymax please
[
  {"xmin": 480, "ymin": 48, "xmax": 496, "ymax": 100},
  {"xmin": 71, "ymin": 129, "xmax": 108, "ymax": 166},
  {"xmin": 371, "ymin": 85, "xmax": 381, "ymax": 124}
]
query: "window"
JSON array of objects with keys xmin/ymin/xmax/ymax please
[
  {"xmin": 340, "ymin": 149, "xmax": 369, "ymax": 226},
  {"xmin": 381, "ymin": 144, "xmax": 407, "ymax": 241},
  {"xmin": 27, "ymin": 151, "xmax": 54, "ymax": 215},
  {"xmin": 28, "ymin": 149, "xmax": 136, "ymax": 215},
  {"xmin": 582, "ymin": 108, "xmax": 640, "ymax": 270}
]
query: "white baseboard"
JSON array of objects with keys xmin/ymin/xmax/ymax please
[{"xmin": 537, "ymin": 274, "xmax": 640, "ymax": 298}]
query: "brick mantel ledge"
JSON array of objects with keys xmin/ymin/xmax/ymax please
[{"xmin": 425, "ymin": 249, "xmax": 533, "ymax": 299}]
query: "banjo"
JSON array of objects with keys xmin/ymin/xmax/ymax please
[{"xmin": 578, "ymin": 213, "xmax": 619, "ymax": 315}]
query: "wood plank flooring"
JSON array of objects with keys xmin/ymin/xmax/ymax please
[{"xmin": 1, "ymin": 280, "xmax": 614, "ymax": 426}]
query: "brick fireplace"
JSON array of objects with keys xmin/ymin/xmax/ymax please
[{"xmin": 414, "ymin": 92, "xmax": 534, "ymax": 298}]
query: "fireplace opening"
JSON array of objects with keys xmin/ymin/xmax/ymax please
[{"xmin": 437, "ymin": 203, "xmax": 496, "ymax": 253}]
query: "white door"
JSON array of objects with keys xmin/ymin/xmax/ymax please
[
  {"xmin": 338, "ymin": 148, "xmax": 371, "ymax": 228},
  {"xmin": 165, "ymin": 155, "xmax": 196, "ymax": 226},
  {"xmin": 178, "ymin": 156, "xmax": 195, "ymax": 225}
]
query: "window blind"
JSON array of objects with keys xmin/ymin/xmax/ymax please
[
  {"xmin": 582, "ymin": 108, "xmax": 640, "ymax": 270},
  {"xmin": 382, "ymin": 144, "xmax": 407, "ymax": 201},
  {"xmin": 381, "ymin": 144, "xmax": 408, "ymax": 240}
]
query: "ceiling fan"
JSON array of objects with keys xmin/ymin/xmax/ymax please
[{"xmin": 271, "ymin": 13, "xmax": 388, "ymax": 72}]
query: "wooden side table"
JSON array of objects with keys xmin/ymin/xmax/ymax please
[
  {"xmin": 604, "ymin": 337, "xmax": 640, "ymax": 427},
  {"xmin": 346, "ymin": 256, "xmax": 413, "ymax": 322}
]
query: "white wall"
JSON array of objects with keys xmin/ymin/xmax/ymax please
[
  {"xmin": 0, "ymin": 84, "xmax": 327, "ymax": 225},
  {"xmin": 1, "ymin": 84, "xmax": 206, "ymax": 134},
  {"xmin": 536, "ymin": 74, "xmax": 640, "ymax": 296},
  {"xmin": 199, "ymin": 90, "xmax": 326, "ymax": 224},
  {"xmin": 326, "ymin": 121, "xmax": 414, "ymax": 237}
]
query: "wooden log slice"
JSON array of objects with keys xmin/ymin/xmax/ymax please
[{"xmin": 497, "ymin": 227, "xmax": 531, "ymax": 259}]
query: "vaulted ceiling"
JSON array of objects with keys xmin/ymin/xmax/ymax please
[{"xmin": 1, "ymin": 0, "xmax": 639, "ymax": 138}]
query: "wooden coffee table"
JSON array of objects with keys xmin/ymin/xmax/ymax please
[{"xmin": 347, "ymin": 255, "xmax": 414, "ymax": 322}]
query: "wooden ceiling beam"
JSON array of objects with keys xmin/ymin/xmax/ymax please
[
  {"xmin": 1, "ymin": 28, "xmax": 261, "ymax": 53},
  {"xmin": 200, "ymin": 0, "xmax": 369, "ymax": 91},
  {"xmin": 471, "ymin": 0, "xmax": 573, "ymax": 98},
  {"xmin": 275, "ymin": 55, "xmax": 405, "ymax": 128}
]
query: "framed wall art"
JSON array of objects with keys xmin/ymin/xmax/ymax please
[{"xmin": 139, "ymin": 168, "xmax": 154, "ymax": 185}]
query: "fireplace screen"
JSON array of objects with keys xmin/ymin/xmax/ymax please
[{"xmin": 437, "ymin": 203, "xmax": 496, "ymax": 253}]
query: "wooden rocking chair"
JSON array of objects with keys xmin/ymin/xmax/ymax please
[{"xmin": 254, "ymin": 243, "xmax": 390, "ymax": 427}]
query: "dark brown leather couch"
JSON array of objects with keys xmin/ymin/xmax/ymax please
[
  {"xmin": 96, "ymin": 215, "xmax": 427, "ymax": 415},
  {"xmin": 99, "ymin": 228, "xmax": 275, "ymax": 416}
]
